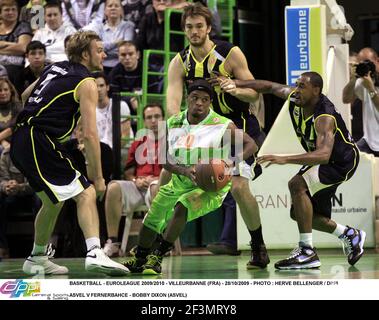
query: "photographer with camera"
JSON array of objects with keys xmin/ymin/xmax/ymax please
[{"xmin": 343, "ymin": 47, "xmax": 379, "ymax": 157}]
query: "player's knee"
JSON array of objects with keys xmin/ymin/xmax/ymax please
[
  {"xmin": 230, "ymin": 180, "xmax": 245, "ymax": 198},
  {"xmin": 107, "ymin": 181, "xmax": 121, "ymax": 199},
  {"xmin": 288, "ymin": 176, "xmax": 306, "ymax": 195},
  {"xmin": 74, "ymin": 185, "xmax": 96, "ymax": 204}
]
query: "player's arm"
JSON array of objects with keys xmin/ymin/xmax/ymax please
[
  {"xmin": 166, "ymin": 54, "xmax": 185, "ymax": 116},
  {"xmin": 163, "ymin": 154, "xmax": 196, "ymax": 182},
  {"xmin": 228, "ymin": 122, "xmax": 258, "ymax": 163},
  {"xmin": 21, "ymin": 78, "xmax": 39, "ymax": 105},
  {"xmin": 76, "ymin": 79, "xmax": 106, "ymax": 198},
  {"xmin": 223, "ymin": 47, "xmax": 259, "ymax": 103},
  {"xmin": 220, "ymin": 77, "xmax": 293, "ymax": 101},
  {"xmin": 257, "ymin": 116, "xmax": 335, "ymax": 167}
]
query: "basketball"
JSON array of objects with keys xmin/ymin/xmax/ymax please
[{"xmin": 195, "ymin": 159, "xmax": 231, "ymax": 192}]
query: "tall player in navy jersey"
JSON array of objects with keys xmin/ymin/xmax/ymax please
[
  {"xmin": 11, "ymin": 31, "xmax": 129, "ymax": 276},
  {"xmin": 216, "ymin": 71, "xmax": 366, "ymax": 269}
]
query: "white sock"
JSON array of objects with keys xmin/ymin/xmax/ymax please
[
  {"xmin": 333, "ymin": 224, "xmax": 347, "ymax": 237},
  {"xmin": 299, "ymin": 233, "xmax": 313, "ymax": 248},
  {"xmin": 86, "ymin": 237, "xmax": 101, "ymax": 251},
  {"xmin": 32, "ymin": 243, "xmax": 47, "ymax": 256}
]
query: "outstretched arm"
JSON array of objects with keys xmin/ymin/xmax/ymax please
[
  {"xmin": 217, "ymin": 77, "xmax": 294, "ymax": 101},
  {"xmin": 257, "ymin": 116, "xmax": 335, "ymax": 167}
]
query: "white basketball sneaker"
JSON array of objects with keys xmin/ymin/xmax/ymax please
[
  {"xmin": 23, "ymin": 255, "xmax": 69, "ymax": 275},
  {"xmin": 103, "ymin": 239, "xmax": 122, "ymax": 257},
  {"xmin": 85, "ymin": 247, "xmax": 129, "ymax": 276}
]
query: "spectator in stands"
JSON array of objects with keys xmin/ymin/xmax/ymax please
[
  {"xmin": 0, "ymin": 0, "xmax": 32, "ymax": 93},
  {"xmin": 19, "ymin": 0, "xmax": 46, "ymax": 33},
  {"xmin": 103, "ymin": 103, "xmax": 164, "ymax": 257},
  {"xmin": 0, "ymin": 65, "xmax": 8, "ymax": 79},
  {"xmin": 0, "ymin": 146, "xmax": 39, "ymax": 259},
  {"xmin": 0, "ymin": 78, "xmax": 22, "ymax": 154},
  {"xmin": 122, "ymin": 0, "xmax": 151, "ymax": 32},
  {"xmin": 61, "ymin": 0, "xmax": 105, "ymax": 30},
  {"xmin": 135, "ymin": 0, "xmax": 167, "ymax": 92},
  {"xmin": 32, "ymin": 2, "xmax": 77, "ymax": 63},
  {"xmin": 109, "ymin": 40, "xmax": 142, "ymax": 123},
  {"xmin": 84, "ymin": 0, "xmax": 135, "ymax": 74},
  {"xmin": 21, "ymin": 40, "xmax": 47, "ymax": 93},
  {"xmin": 343, "ymin": 47, "xmax": 379, "ymax": 157},
  {"xmin": 94, "ymin": 72, "xmax": 133, "ymax": 149}
]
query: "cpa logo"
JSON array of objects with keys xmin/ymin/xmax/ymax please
[{"xmin": 0, "ymin": 280, "xmax": 40, "ymax": 298}]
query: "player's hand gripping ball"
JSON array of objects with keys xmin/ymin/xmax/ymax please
[{"xmin": 195, "ymin": 159, "xmax": 231, "ymax": 192}]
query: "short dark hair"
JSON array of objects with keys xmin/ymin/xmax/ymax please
[
  {"xmin": 44, "ymin": 1, "xmax": 63, "ymax": 14},
  {"xmin": 181, "ymin": 2, "xmax": 212, "ymax": 30},
  {"xmin": 117, "ymin": 40, "xmax": 139, "ymax": 51},
  {"xmin": 26, "ymin": 41, "xmax": 46, "ymax": 54},
  {"xmin": 302, "ymin": 71, "xmax": 323, "ymax": 94},
  {"xmin": 92, "ymin": 71, "xmax": 109, "ymax": 85},
  {"xmin": 142, "ymin": 104, "xmax": 165, "ymax": 119}
]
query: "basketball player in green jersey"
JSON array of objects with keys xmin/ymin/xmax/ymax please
[
  {"xmin": 123, "ymin": 79, "xmax": 258, "ymax": 275},
  {"xmin": 163, "ymin": 2, "xmax": 269, "ymax": 268}
]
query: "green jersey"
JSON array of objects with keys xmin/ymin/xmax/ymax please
[{"xmin": 167, "ymin": 109, "xmax": 232, "ymax": 166}]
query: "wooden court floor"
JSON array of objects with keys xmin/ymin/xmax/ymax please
[{"xmin": 0, "ymin": 249, "xmax": 378, "ymax": 279}]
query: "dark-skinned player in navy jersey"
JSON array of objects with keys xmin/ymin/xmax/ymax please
[{"xmin": 212, "ymin": 71, "xmax": 366, "ymax": 270}]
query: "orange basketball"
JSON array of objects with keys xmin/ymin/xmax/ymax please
[{"xmin": 195, "ymin": 159, "xmax": 231, "ymax": 192}]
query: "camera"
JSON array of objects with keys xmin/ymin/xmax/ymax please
[{"xmin": 355, "ymin": 60, "xmax": 376, "ymax": 78}]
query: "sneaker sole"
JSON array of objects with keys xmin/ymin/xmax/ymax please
[
  {"xmin": 246, "ymin": 261, "xmax": 270, "ymax": 270},
  {"xmin": 349, "ymin": 230, "xmax": 366, "ymax": 266},
  {"xmin": 142, "ymin": 269, "xmax": 162, "ymax": 275},
  {"xmin": 86, "ymin": 264, "xmax": 129, "ymax": 276},
  {"xmin": 275, "ymin": 260, "xmax": 321, "ymax": 270}
]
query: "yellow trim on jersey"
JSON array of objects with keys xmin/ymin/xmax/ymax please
[
  {"xmin": 189, "ymin": 44, "xmax": 216, "ymax": 65},
  {"xmin": 30, "ymin": 126, "xmax": 59, "ymax": 201},
  {"xmin": 195, "ymin": 62, "xmax": 204, "ymax": 78},
  {"xmin": 27, "ymin": 90, "xmax": 74, "ymax": 125},
  {"xmin": 314, "ymin": 114, "xmax": 337, "ymax": 135},
  {"xmin": 241, "ymin": 112, "xmax": 246, "ymax": 131},
  {"xmin": 45, "ymin": 134, "xmax": 77, "ymax": 172},
  {"xmin": 219, "ymin": 46, "xmax": 236, "ymax": 77},
  {"xmin": 58, "ymin": 109, "xmax": 80, "ymax": 141},
  {"xmin": 220, "ymin": 92, "xmax": 233, "ymax": 113},
  {"xmin": 315, "ymin": 114, "xmax": 358, "ymax": 181},
  {"xmin": 343, "ymin": 147, "xmax": 358, "ymax": 182},
  {"xmin": 177, "ymin": 52, "xmax": 187, "ymax": 75},
  {"xmin": 74, "ymin": 77, "xmax": 95, "ymax": 103}
]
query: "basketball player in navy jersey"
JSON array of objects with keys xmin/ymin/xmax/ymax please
[
  {"xmin": 217, "ymin": 72, "xmax": 366, "ymax": 269},
  {"xmin": 10, "ymin": 31, "xmax": 129, "ymax": 276},
  {"xmin": 165, "ymin": 2, "xmax": 269, "ymax": 269}
]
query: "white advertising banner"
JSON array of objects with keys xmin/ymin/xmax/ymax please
[{"xmin": 237, "ymin": 153, "xmax": 376, "ymax": 249}]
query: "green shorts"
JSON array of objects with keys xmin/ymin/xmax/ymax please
[{"xmin": 143, "ymin": 173, "xmax": 231, "ymax": 234}]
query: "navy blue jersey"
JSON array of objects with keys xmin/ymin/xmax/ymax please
[
  {"xmin": 178, "ymin": 40, "xmax": 251, "ymax": 119},
  {"xmin": 16, "ymin": 61, "xmax": 93, "ymax": 141},
  {"xmin": 288, "ymin": 94, "xmax": 359, "ymax": 166}
]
